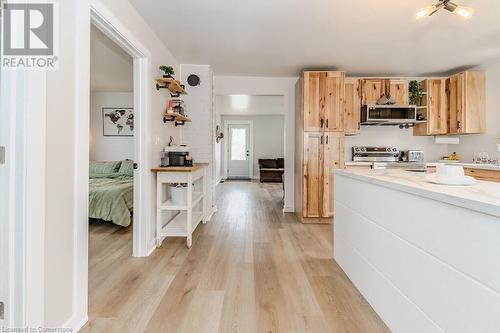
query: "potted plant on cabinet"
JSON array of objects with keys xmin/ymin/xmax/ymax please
[
  {"xmin": 409, "ymin": 80, "xmax": 423, "ymax": 105},
  {"xmin": 159, "ymin": 65, "xmax": 175, "ymax": 78}
]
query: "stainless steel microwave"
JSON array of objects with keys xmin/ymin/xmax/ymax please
[{"xmin": 361, "ymin": 105, "xmax": 417, "ymax": 125}]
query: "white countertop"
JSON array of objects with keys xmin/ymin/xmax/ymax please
[
  {"xmin": 427, "ymin": 162, "xmax": 500, "ymax": 171},
  {"xmin": 346, "ymin": 161, "xmax": 500, "ymax": 171},
  {"xmin": 335, "ymin": 168, "xmax": 500, "ymax": 218},
  {"xmin": 344, "ymin": 161, "xmax": 373, "ymax": 166}
]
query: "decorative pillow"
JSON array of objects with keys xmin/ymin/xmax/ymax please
[
  {"xmin": 118, "ymin": 159, "xmax": 134, "ymax": 176},
  {"xmin": 259, "ymin": 159, "xmax": 277, "ymax": 169},
  {"xmin": 89, "ymin": 161, "xmax": 122, "ymax": 175}
]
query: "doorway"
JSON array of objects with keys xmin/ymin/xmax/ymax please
[
  {"xmin": 226, "ymin": 121, "xmax": 253, "ymax": 179},
  {"xmin": 215, "ymin": 95, "xmax": 285, "ymax": 191}
]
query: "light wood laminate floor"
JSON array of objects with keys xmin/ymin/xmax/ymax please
[{"xmin": 82, "ymin": 181, "xmax": 389, "ymax": 333}]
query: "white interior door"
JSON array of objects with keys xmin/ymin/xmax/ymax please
[{"xmin": 228, "ymin": 124, "xmax": 251, "ymax": 178}]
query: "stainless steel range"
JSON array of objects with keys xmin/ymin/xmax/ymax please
[
  {"xmin": 352, "ymin": 146, "xmax": 400, "ymax": 162},
  {"xmin": 352, "ymin": 146, "xmax": 426, "ymax": 171}
]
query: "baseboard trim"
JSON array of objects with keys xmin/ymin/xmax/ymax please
[
  {"xmin": 203, "ymin": 206, "xmax": 217, "ymax": 222},
  {"xmin": 145, "ymin": 239, "xmax": 157, "ymax": 256},
  {"xmin": 283, "ymin": 206, "xmax": 294, "ymax": 213},
  {"xmin": 63, "ymin": 314, "xmax": 88, "ymax": 332},
  {"xmin": 301, "ymin": 217, "xmax": 333, "ymax": 224}
]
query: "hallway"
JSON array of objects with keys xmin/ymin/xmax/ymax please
[{"xmin": 82, "ymin": 181, "xmax": 388, "ymax": 333}]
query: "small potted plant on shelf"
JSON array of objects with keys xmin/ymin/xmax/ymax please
[
  {"xmin": 159, "ymin": 65, "xmax": 175, "ymax": 78},
  {"xmin": 409, "ymin": 80, "xmax": 423, "ymax": 105}
]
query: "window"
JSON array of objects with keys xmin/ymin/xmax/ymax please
[{"xmin": 230, "ymin": 128, "xmax": 246, "ymax": 161}]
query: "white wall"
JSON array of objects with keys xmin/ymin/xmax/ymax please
[
  {"xmin": 90, "ymin": 92, "xmax": 134, "ymax": 161},
  {"xmin": 179, "ymin": 64, "xmax": 215, "ymax": 215},
  {"xmin": 214, "ymin": 76, "xmax": 297, "ymax": 212},
  {"xmin": 345, "ymin": 127, "xmax": 449, "ymax": 162},
  {"xmin": 44, "ymin": 0, "xmax": 181, "ymax": 328},
  {"xmin": 221, "ymin": 115, "xmax": 284, "ymax": 178},
  {"xmin": 448, "ymin": 58, "xmax": 500, "ymax": 162}
]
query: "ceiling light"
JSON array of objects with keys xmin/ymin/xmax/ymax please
[
  {"xmin": 416, "ymin": 0, "xmax": 473, "ymax": 19},
  {"xmin": 453, "ymin": 6, "xmax": 473, "ymax": 19},
  {"xmin": 416, "ymin": 5, "xmax": 438, "ymax": 19}
]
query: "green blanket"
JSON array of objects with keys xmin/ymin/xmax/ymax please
[{"xmin": 89, "ymin": 173, "xmax": 133, "ymax": 227}]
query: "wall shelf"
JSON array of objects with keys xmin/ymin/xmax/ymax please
[
  {"xmin": 156, "ymin": 77, "xmax": 187, "ymax": 95},
  {"xmin": 163, "ymin": 112, "xmax": 191, "ymax": 127}
]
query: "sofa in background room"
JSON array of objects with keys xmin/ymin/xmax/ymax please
[{"xmin": 258, "ymin": 158, "xmax": 284, "ymax": 182}]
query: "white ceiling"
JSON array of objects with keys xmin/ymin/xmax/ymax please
[
  {"xmin": 216, "ymin": 95, "xmax": 285, "ymax": 115},
  {"xmin": 90, "ymin": 26, "xmax": 133, "ymax": 92},
  {"xmin": 129, "ymin": 0, "xmax": 500, "ymax": 76}
]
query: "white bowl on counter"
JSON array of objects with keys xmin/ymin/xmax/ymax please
[{"xmin": 425, "ymin": 164, "xmax": 476, "ymax": 186}]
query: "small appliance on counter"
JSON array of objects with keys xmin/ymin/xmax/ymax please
[
  {"xmin": 160, "ymin": 146, "xmax": 192, "ymax": 167},
  {"xmin": 400, "ymin": 150, "xmax": 425, "ymax": 162}
]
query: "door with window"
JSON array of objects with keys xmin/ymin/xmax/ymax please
[{"xmin": 227, "ymin": 124, "xmax": 251, "ymax": 178}]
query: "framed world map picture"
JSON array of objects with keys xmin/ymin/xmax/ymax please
[{"xmin": 102, "ymin": 107, "xmax": 134, "ymax": 136}]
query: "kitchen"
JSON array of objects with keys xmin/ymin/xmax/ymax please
[
  {"xmin": 293, "ymin": 63, "xmax": 500, "ymax": 330},
  {"xmin": 336, "ymin": 68, "xmax": 500, "ymax": 330}
]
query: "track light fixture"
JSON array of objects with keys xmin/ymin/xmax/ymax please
[{"xmin": 416, "ymin": 0, "xmax": 473, "ymax": 19}]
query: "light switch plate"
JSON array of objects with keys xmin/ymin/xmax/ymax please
[{"xmin": 0, "ymin": 146, "xmax": 5, "ymax": 165}]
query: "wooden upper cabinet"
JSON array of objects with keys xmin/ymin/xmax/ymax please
[
  {"xmin": 389, "ymin": 80, "xmax": 409, "ymax": 105},
  {"xmin": 344, "ymin": 78, "xmax": 361, "ymax": 135},
  {"xmin": 303, "ymin": 72, "xmax": 321, "ymax": 132},
  {"xmin": 361, "ymin": 79, "xmax": 409, "ymax": 105},
  {"xmin": 322, "ymin": 132, "xmax": 344, "ymax": 217},
  {"xmin": 361, "ymin": 79, "xmax": 384, "ymax": 105},
  {"xmin": 303, "ymin": 71, "xmax": 345, "ymax": 132},
  {"xmin": 446, "ymin": 71, "xmax": 486, "ymax": 134},
  {"xmin": 302, "ymin": 132, "xmax": 323, "ymax": 218},
  {"xmin": 414, "ymin": 79, "xmax": 448, "ymax": 136},
  {"xmin": 321, "ymin": 72, "xmax": 345, "ymax": 132}
]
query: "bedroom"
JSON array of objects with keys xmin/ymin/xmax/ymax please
[{"xmin": 88, "ymin": 25, "xmax": 134, "ymax": 253}]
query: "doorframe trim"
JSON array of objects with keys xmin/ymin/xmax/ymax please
[
  {"xmin": 223, "ymin": 120, "xmax": 254, "ymax": 179},
  {"xmin": 70, "ymin": 1, "xmax": 153, "ymax": 330}
]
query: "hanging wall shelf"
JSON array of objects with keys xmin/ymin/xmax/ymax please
[
  {"xmin": 156, "ymin": 77, "xmax": 188, "ymax": 95},
  {"xmin": 163, "ymin": 112, "xmax": 191, "ymax": 127}
]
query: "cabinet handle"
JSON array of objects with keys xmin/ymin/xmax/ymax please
[
  {"xmin": 326, "ymin": 135, "xmax": 329, "ymax": 144},
  {"xmin": 457, "ymin": 120, "xmax": 461, "ymax": 129},
  {"xmin": 320, "ymin": 118, "xmax": 324, "ymax": 128},
  {"xmin": 321, "ymin": 135, "xmax": 323, "ymax": 144},
  {"xmin": 326, "ymin": 119, "xmax": 329, "ymax": 128}
]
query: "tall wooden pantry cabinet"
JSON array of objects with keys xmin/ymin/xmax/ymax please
[{"xmin": 295, "ymin": 71, "xmax": 345, "ymax": 223}]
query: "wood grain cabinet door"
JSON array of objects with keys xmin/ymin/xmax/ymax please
[
  {"xmin": 303, "ymin": 72, "xmax": 321, "ymax": 132},
  {"xmin": 446, "ymin": 74, "xmax": 465, "ymax": 134},
  {"xmin": 321, "ymin": 72, "xmax": 345, "ymax": 132},
  {"xmin": 322, "ymin": 132, "xmax": 344, "ymax": 218},
  {"xmin": 463, "ymin": 71, "xmax": 486, "ymax": 134},
  {"xmin": 428, "ymin": 79, "xmax": 448, "ymax": 135},
  {"xmin": 344, "ymin": 78, "xmax": 361, "ymax": 135},
  {"xmin": 361, "ymin": 79, "xmax": 384, "ymax": 105},
  {"xmin": 303, "ymin": 132, "xmax": 323, "ymax": 218},
  {"xmin": 389, "ymin": 80, "xmax": 409, "ymax": 105}
]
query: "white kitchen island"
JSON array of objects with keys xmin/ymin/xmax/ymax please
[{"xmin": 334, "ymin": 169, "xmax": 500, "ymax": 333}]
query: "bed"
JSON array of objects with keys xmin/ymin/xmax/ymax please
[{"xmin": 89, "ymin": 160, "xmax": 134, "ymax": 227}]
